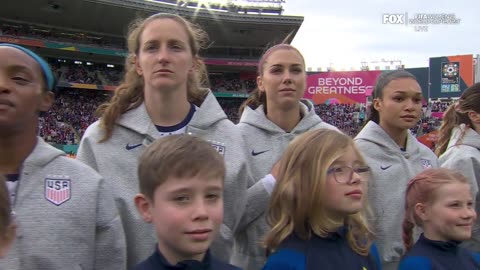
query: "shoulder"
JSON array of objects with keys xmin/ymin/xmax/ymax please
[
  {"xmin": 471, "ymin": 252, "xmax": 480, "ymax": 264},
  {"xmin": 82, "ymin": 120, "xmax": 103, "ymax": 139},
  {"xmin": 398, "ymin": 256, "xmax": 432, "ymax": 270},
  {"xmin": 263, "ymin": 248, "xmax": 305, "ymax": 270}
]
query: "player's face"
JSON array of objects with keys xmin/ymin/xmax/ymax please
[
  {"xmin": 257, "ymin": 49, "xmax": 306, "ymax": 110},
  {"xmin": 139, "ymin": 175, "xmax": 223, "ymax": 264},
  {"xmin": 0, "ymin": 47, "xmax": 52, "ymax": 135},
  {"xmin": 135, "ymin": 18, "xmax": 195, "ymax": 93},
  {"xmin": 374, "ymin": 78, "xmax": 423, "ymax": 132},
  {"xmin": 420, "ymin": 182, "xmax": 476, "ymax": 242}
]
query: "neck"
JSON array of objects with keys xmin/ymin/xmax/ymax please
[
  {"xmin": 144, "ymin": 86, "xmax": 191, "ymax": 127},
  {"xmin": 158, "ymin": 243, "xmax": 205, "ymax": 265},
  {"xmin": 423, "ymin": 231, "xmax": 448, "ymax": 243},
  {"xmin": 472, "ymin": 123, "xmax": 480, "ymax": 134},
  {"xmin": 378, "ymin": 121, "xmax": 408, "ymax": 148},
  {"xmin": 266, "ymin": 104, "xmax": 302, "ymax": 132},
  {"xmin": 0, "ymin": 130, "xmax": 38, "ymax": 174}
]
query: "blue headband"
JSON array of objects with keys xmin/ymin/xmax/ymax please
[{"xmin": 0, "ymin": 43, "xmax": 55, "ymax": 91}]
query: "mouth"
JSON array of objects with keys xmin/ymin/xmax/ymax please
[
  {"xmin": 279, "ymin": 88, "xmax": 296, "ymax": 93},
  {"xmin": 400, "ymin": 115, "xmax": 417, "ymax": 120},
  {"xmin": 0, "ymin": 99, "xmax": 14, "ymax": 108},
  {"xmin": 154, "ymin": 69, "xmax": 173, "ymax": 74},
  {"xmin": 345, "ymin": 190, "xmax": 363, "ymax": 197},
  {"xmin": 185, "ymin": 229, "xmax": 212, "ymax": 235}
]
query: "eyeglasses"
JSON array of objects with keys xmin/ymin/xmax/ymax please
[{"xmin": 326, "ymin": 165, "xmax": 370, "ymax": 184}]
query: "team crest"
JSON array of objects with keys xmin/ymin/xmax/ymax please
[
  {"xmin": 45, "ymin": 177, "xmax": 71, "ymax": 206},
  {"xmin": 209, "ymin": 141, "xmax": 226, "ymax": 157},
  {"xmin": 420, "ymin": 159, "xmax": 433, "ymax": 169}
]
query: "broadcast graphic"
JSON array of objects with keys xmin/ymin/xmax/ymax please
[{"xmin": 429, "ymin": 55, "xmax": 473, "ymax": 98}]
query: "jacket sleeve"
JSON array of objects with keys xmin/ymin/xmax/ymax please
[
  {"xmin": 397, "ymin": 256, "xmax": 432, "ymax": 270},
  {"xmin": 94, "ymin": 177, "xmax": 127, "ymax": 270},
  {"xmin": 236, "ymin": 175, "xmax": 271, "ymax": 232}
]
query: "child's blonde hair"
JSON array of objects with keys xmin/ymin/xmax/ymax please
[{"xmin": 263, "ymin": 129, "xmax": 373, "ymax": 255}]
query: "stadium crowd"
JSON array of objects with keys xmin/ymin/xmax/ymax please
[{"xmin": 38, "ymin": 89, "xmax": 454, "ymax": 145}]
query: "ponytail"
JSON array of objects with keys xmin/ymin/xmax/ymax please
[
  {"xmin": 402, "ymin": 217, "xmax": 415, "ymax": 252},
  {"xmin": 238, "ymin": 88, "xmax": 266, "ymax": 116},
  {"xmin": 435, "ymin": 102, "xmax": 471, "ymax": 156}
]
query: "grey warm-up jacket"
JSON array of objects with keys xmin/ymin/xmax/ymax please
[
  {"xmin": 354, "ymin": 121, "xmax": 439, "ymax": 270},
  {"xmin": 232, "ymin": 100, "xmax": 337, "ymax": 270},
  {"xmin": 0, "ymin": 138, "xmax": 126, "ymax": 270},
  {"xmin": 440, "ymin": 124, "xmax": 480, "ymax": 251},
  {"xmin": 77, "ymin": 91, "xmax": 258, "ymax": 268}
]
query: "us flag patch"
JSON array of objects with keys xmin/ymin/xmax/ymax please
[
  {"xmin": 45, "ymin": 177, "xmax": 71, "ymax": 206},
  {"xmin": 420, "ymin": 159, "xmax": 433, "ymax": 169}
]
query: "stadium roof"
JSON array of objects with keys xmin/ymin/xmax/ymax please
[{"xmin": 1, "ymin": 0, "xmax": 303, "ymax": 50}]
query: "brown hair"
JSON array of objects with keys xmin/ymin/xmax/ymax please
[
  {"xmin": 0, "ymin": 176, "xmax": 12, "ymax": 239},
  {"xmin": 97, "ymin": 13, "xmax": 210, "ymax": 142},
  {"xmin": 263, "ymin": 129, "xmax": 373, "ymax": 256},
  {"xmin": 137, "ymin": 135, "xmax": 226, "ymax": 200},
  {"xmin": 367, "ymin": 70, "xmax": 418, "ymax": 124},
  {"xmin": 402, "ymin": 168, "xmax": 470, "ymax": 252},
  {"xmin": 435, "ymin": 83, "xmax": 480, "ymax": 156},
  {"xmin": 238, "ymin": 44, "xmax": 306, "ymax": 115}
]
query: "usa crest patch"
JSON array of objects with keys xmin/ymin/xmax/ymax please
[
  {"xmin": 45, "ymin": 177, "xmax": 71, "ymax": 206},
  {"xmin": 420, "ymin": 159, "xmax": 433, "ymax": 169},
  {"xmin": 209, "ymin": 140, "xmax": 226, "ymax": 157}
]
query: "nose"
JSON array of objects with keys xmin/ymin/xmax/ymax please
[
  {"xmin": 463, "ymin": 207, "xmax": 477, "ymax": 220},
  {"xmin": 192, "ymin": 199, "xmax": 209, "ymax": 221},
  {"xmin": 157, "ymin": 47, "xmax": 170, "ymax": 64},
  {"xmin": 283, "ymin": 71, "xmax": 293, "ymax": 84},
  {"xmin": 0, "ymin": 73, "xmax": 11, "ymax": 94},
  {"xmin": 404, "ymin": 99, "xmax": 417, "ymax": 112},
  {"xmin": 348, "ymin": 170, "xmax": 362, "ymax": 185}
]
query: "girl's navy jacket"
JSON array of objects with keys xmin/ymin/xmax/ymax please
[
  {"xmin": 262, "ymin": 227, "xmax": 382, "ymax": 270},
  {"xmin": 398, "ymin": 234, "xmax": 480, "ymax": 270}
]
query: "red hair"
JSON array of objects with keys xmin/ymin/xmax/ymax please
[{"xmin": 402, "ymin": 168, "xmax": 470, "ymax": 252}]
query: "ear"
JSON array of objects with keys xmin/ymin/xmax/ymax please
[
  {"xmin": 134, "ymin": 193, "xmax": 153, "ymax": 223},
  {"xmin": 373, "ymin": 98, "xmax": 382, "ymax": 112},
  {"xmin": 257, "ymin": 75, "xmax": 264, "ymax": 92},
  {"xmin": 134, "ymin": 55, "xmax": 143, "ymax": 76},
  {"xmin": 414, "ymin": 202, "xmax": 429, "ymax": 222},
  {"xmin": 39, "ymin": 91, "xmax": 54, "ymax": 112},
  {"xmin": 0, "ymin": 223, "xmax": 16, "ymax": 258}
]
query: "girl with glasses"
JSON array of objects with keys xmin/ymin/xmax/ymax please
[{"xmin": 262, "ymin": 129, "xmax": 381, "ymax": 270}]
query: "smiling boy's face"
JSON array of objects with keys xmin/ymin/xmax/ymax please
[{"xmin": 137, "ymin": 174, "xmax": 224, "ymax": 265}]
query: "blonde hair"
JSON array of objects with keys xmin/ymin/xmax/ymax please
[
  {"xmin": 264, "ymin": 129, "xmax": 373, "ymax": 255},
  {"xmin": 138, "ymin": 135, "xmax": 225, "ymax": 201},
  {"xmin": 97, "ymin": 13, "xmax": 210, "ymax": 142},
  {"xmin": 402, "ymin": 168, "xmax": 470, "ymax": 252}
]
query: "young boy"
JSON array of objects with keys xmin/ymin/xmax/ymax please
[
  {"xmin": 0, "ymin": 43, "xmax": 126, "ymax": 269},
  {"xmin": 134, "ymin": 135, "xmax": 241, "ymax": 270}
]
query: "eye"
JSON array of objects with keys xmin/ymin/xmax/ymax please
[
  {"xmin": 12, "ymin": 76, "xmax": 30, "ymax": 84},
  {"xmin": 174, "ymin": 195, "xmax": 190, "ymax": 203},
  {"xmin": 393, "ymin": 96, "xmax": 404, "ymax": 102},
  {"xmin": 291, "ymin": 68, "xmax": 303, "ymax": 73},
  {"xmin": 354, "ymin": 166, "xmax": 370, "ymax": 173},
  {"xmin": 413, "ymin": 98, "xmax": 422, "ymax": 103},
  {"xmin": 206, "ymin": 193, "xmax": 221, "ymax": 201}
]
